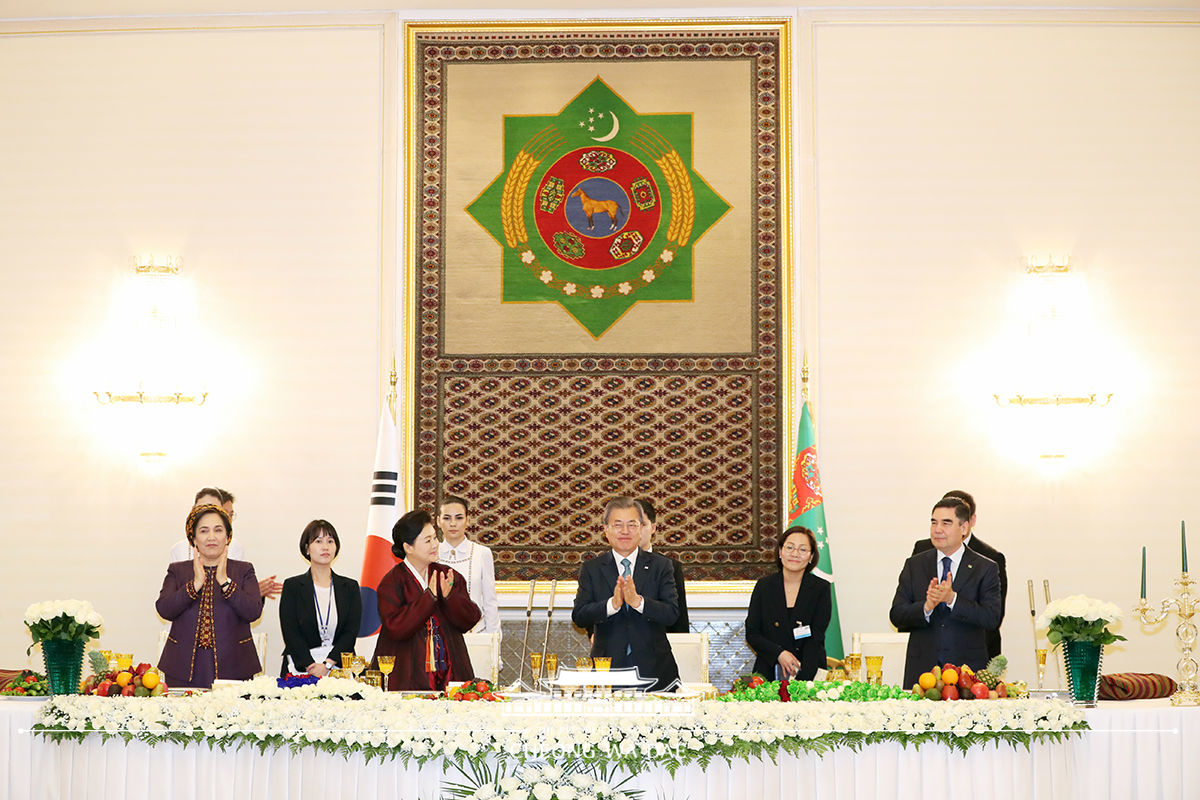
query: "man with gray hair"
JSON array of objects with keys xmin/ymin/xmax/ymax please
[{"xmin": 572, "ymin": 496, "xmax": 680, "ymax": 691}]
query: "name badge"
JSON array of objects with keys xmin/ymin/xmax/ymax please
[{"xmin": 793, "ymin": 623, "xmax": 812, "ymax": 640}]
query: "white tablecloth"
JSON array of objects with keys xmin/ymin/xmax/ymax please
[{"xmin": 1, "ymin": 699, "xmax": 1194, "ymax": 800}]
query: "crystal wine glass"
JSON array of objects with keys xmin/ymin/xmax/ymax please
[
  {"xmin": 1036, "ymin": 648, "xmax": 1048, "ymax": 691},
  {"xmin": 351, "ymin": 655, "xmax": 367, "ymax": 681},
  {"xmin": 377, "ymin": 655, "xmax": 395, "ymax": 691},
  {"xmin": 843, "ymin": 652, "xmax": 862, "ymax": 682}
]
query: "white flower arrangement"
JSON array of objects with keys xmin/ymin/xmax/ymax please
[
  {"xmin": 457, "ymin": 765, "xmax": 627, "ymax": 800},
  {"xmin": 35, "ymin": 692, "xmax": 1087, "ymax": 769},
  {"xmin": 24, "ymin": 599, "xmax": 104, "ymax": 653},
  {"xmin": 1036, "ymin": 594, "xmax": 1127, "ymax": 648}
]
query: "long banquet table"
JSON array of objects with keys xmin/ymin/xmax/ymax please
[{"xmin": 1, "ymin": 698, "xmax": 1193, "ymax": 800}]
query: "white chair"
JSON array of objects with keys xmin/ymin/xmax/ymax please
[
  {"xmin": 156, "ymin": 629, "xmax": 169, "ymax": 664},
  {"xmin": 855, "ymin": 632, "xmax": 909, "ymax": 687},
  {"xmin": 254, "ymin": 633, "xmax": 268, "ymax": 677},
  {"xmin": 666, "ymin": 632, "xmax": 709, "ymax": 684},
  {"xmin": 463, "ymin": 631, "xmax": 500, "ymax": 683}
]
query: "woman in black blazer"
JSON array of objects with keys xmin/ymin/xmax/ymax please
[
  {"xmin": 745, "ymin": 525, "xmax": 832, "ymax": 681},
  {"xmin": 279, "ymin": 520, "xmax": 362, "ymax": 677}
]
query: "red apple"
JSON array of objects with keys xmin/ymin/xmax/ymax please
[
  {"xmin": 120, "ymin": 683, "xmax": 136, "ymax": 697},
  {"xmin": 940, "ymin": 685, "xmax": 959, "ymax": 701},
  {"xmin": 997, "ymin": 683, "xmax": 1008, "ymax": 699},
  {"xmin": 971, "ymin": 682, "xmax": 990, "ymax": 700}
]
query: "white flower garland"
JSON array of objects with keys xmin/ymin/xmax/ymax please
[{"xmin": 35, "ymin": 692, "xmax": 1086, "ymax": 768}]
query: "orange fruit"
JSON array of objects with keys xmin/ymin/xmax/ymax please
[
  {"xmin": 115, "ymin": 671, "xmax": 133, "ymax": 688},
  {"xmin": 141, "ymin": 671, "xmax": 160, "ymax": 690},
  {"xmin": 918, "ymin": 672, "xmax": 937, "ymax": 690},
  {"xmin": 942, "ymin": 668, "xmax": 959, "ymax": 685}
]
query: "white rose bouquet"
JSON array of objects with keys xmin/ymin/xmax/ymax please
[
  {"xmin": 1036, "ymin": 594, "xmax": 1126, "ymax": 648},
  {"xmin": 446, "ymin": 763, "xmax": 632, "ymax": 800},
  {"xmin": 24, "ymin": 599, "xmax": 104, "ymax": 654}
]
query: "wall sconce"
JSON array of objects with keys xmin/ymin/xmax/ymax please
[
  {"xmin": 90, "ymin": 254, "xmax": 209, "ymax": 460},
  {"xmin": 989, "ymin": 255, "xmax": 1114, "ymax": 462}
]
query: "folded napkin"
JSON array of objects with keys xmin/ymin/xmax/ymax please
[{"xmin": 1097, "ymin": 672, "xmax": 1177, "ymax": 700}]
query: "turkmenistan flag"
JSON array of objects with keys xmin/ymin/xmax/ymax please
[{"xmin": 789, "ymin": 400, "xmax": 844, "ymax": 659}]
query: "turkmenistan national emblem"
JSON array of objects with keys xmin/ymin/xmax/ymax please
[{"xmin": 467, "ymin": 78, "xmax": 731, "ymax": 338}]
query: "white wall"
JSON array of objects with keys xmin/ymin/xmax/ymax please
[
  {"xmin": 811, "ymin": 19, "xmax": 1200, "ymax": 680},
  {"xmin": 2, "ymin": 5, "xmax": 1198, "ymax": 690},
  {"xmin": 0, "ymin": 19, "xmax": 390, "ymax": 674}
]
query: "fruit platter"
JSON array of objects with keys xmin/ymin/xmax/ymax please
[
  {"xmin": 79, "ymin": 651, "xmax": 168, "ymax": 697},
  {"xmin": 910, "ymin": 655, "xmax": 1028, "ymax": 701},
  {"xmin": 1, "ymin": 670, "xmax": 49, "ymax": 697}
]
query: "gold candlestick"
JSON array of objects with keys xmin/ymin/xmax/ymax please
[{"xmin": 1134, "ymin": 573, "xmax": 1199, "ymax": 706}]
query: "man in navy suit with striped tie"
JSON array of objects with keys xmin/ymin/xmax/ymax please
[
  {"xmin": 572, "ymin": 496, "xmax": 680, "ymax": 692},
  {"xmin": 890, "ymin": 497, "xmax": 1002, "ymax": 688}
]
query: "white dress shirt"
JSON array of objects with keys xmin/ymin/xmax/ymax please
[
  {"xmin": 437, "ymin": 538, "xmax": 500, "ymax": 635},
  {"xmin": 924, "ymin": 544, "xmax": 966, "ymax": 620},
  {"xmin": 607, "ymin": 549, "xmax": 644, "ymax": 615}
]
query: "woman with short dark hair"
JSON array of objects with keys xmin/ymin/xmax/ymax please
[
  {"xmin": 744, "ymin": 525, "xmax": 832, "ymax": 681},
  {"xmin": 278, "ymin": 519, "xmax": 362, "ymax": 677},
  {"xmin": 371, "ymin": 509, "xmax": 480, "ymax": 691}
]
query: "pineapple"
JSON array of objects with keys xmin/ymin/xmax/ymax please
[
  {"xmin": 88, "ymin": 650, "xmax": 110, "ymax": 676},
  {"xmin": 976, "ymin": 654, "xmax": 1008, "ymax": 689}
]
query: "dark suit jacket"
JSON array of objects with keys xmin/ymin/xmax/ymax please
[
  {"xmin": 572, "ymin": 548, "xmax": 680, "ymax": 692},
  {"xmin": 370, "ymin": 561, "xmax": 481, "ymax": 691},
  {"xmin": 156, "ymin": 559, "xmax": 264, "ymax": 686},
  {"xmin": 278, "ymin": 569, "xmax": 362, "ymax": 676},
  {"xmin": 890, "ymin": 548, "xmax": 1002, "ymax": 687},
  {"xmin": 913, "ymin": 533, "xmax": 1007, "ymax": 658},
  {"xmin": 667, "ymin": 558, "xmax": 689, "ymax": 634},
  {"xmin": 745, "ymin": 571, "xmax": 831, "ymax": 680}
]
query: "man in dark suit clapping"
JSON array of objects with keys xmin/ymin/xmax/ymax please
[
  {"xmin": 911, "ymin": 490, "xmax": 1007, "ymax": 658},
  {"xmin": 572, "ymin": 496, "xmax": 681, "ymax": 691},
  {"xmin": 891, "ymin": 497, "xmax": 1002, "ymax": 688}
]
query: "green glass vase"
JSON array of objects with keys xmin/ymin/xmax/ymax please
[
  {"xmin": 1063, "ymin": 639, "xmax": 1103, "ymax": 707},
  {"xmin": 42, "ymin": 639, "xmax": 86, "ymax": 696}
]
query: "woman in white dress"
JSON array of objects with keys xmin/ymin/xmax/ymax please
[{"xmin": 437, "ymin": 495, "xmax": 501, "ymax": 637}]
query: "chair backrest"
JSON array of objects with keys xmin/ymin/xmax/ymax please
[
  {"xmin": 856, "ymin": 632, "xmax": 909, "ymax": 687},
  {"xmin": 156, "ymin": 629, "xmax": 168, "ymax": 664},
  {"xmin": 254, "ymin": 632, "xmax": 268, "ymax": 677},
  {"xmin": 665, "ymin": 632, "xmax": 709, "ymax": 684},
  {"xmin": 462, "ymin": 631, "xmax": 500, "ymax": 683}
]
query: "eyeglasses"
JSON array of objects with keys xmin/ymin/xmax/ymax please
[
  {"xmin": 607, "ymin": 521, "xmax": 642, "ymax": 532},
  {"xmin": 782, "ymin": 544, "xmax": 811, "ymax": 554}
]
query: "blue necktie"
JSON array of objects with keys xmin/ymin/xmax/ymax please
[
  {"xmin": 620, "ymin": 557, "xmax": 633, "ymax": 655},
  {"xmin": 938, "ymin": 556, "xmax": 952, "ymax": 612}
]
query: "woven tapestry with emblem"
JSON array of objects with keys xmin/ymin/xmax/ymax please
[{"xmin": 410, "ymin": 23, "xmax": 790, "ymax": 580}]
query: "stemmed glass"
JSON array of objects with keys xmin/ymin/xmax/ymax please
[
  {"xmin": 843, "ymin": 652, "xmax": 862, "ymax": 683},
  {"xmin": 1036, "ymin": 648, "xmax": 1048, "ymax": 691},
  {"xmin": 340, "ymin": 652, "xmax": 354, "ymax": 671},
  {"xmin": 864, "ymin": 655, "xmax": 884, "ymax": 685},
  {"xmin": 377, "ymin": 655, "xmax": 395, "ymax": 691},
  {"xmin": 529, "ymin": 651, "xmax": 543, "ymax": 681},
  {"xmin": 116, "ymin": 653, "xmax": 133, "ymax": 671},
  {"xmin": 351, "ymin": 655, "xmax": 367, "ymax": 682}
]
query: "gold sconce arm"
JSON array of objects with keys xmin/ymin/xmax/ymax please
[
  {"xmin": 94, "ymin": 391, "xmax": 207, "ymax": 406},
  {"xmin": 993, "ymin": 393, "xmax": 1113, "ymax": 408}
]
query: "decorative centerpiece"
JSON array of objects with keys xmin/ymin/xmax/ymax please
[
  {"xmin": 23, "ymin": 600, "xmax": 104, "ymax": 696},
  {"xmin": 1037, "ymin": 594, "xmax": 1125, "ymax": 707}
]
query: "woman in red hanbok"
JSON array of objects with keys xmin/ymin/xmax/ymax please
[{"xmin": 371, "ymin": 509, "xmax": 481, "ymax": 691}]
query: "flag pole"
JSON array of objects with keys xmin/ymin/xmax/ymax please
[{"xmin": 387, "ymin": 356, "xmax": 397, "ymax": 422}]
